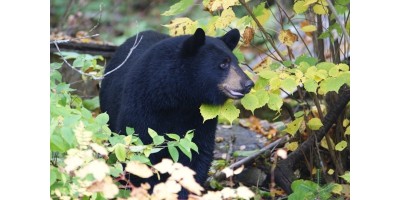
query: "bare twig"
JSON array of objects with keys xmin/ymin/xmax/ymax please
[
  {"xmin": 275, "ymin": 1, "xmax": 313, "ymax": 57},
  {"xmin": 87, "ymin": 3, "xmax": 103, "ymax": 34},
  {"xmin": 325, "ymin": 0, "xmax": 350, "ymax": 44},
  {"xmin": 238, "ymin": 0, "xmax": 285, "ymax": 62},
  {"xmin": 52, "ymin": 28, "xmax": 143, "ymax": 80},
  {"xmin": 213, "ymin": 136, "xmax": 289, "ymax": 181},
  {"xmin": 50, "ymin": 34, "xmax": 100, "ymax": 44}
]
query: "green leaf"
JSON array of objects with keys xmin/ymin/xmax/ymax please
[
  {"xmin": 178, "ymin": 143, "xmax": 192, "ymax": 160},
  {"xmin": 50, "ymin": 134, "xmax": 68, "ymax": 152},
  {"xmin": 50, "ymin": 62, "xmax": 62, "ymax": 70},
  {"xmin": 267, "ymin": 93, "xmax": 283, "ymax": 111},
  {"xmin": 253, "ymin": 3, "xmax": 271, "ymax": 25},
  {"xmin": 269, "ymin": 77, "xmax": 281, "ymax": 90},
  {"xmin": 166, "ymin": 133, "xmax": 180, "ymax": 141},
  {"xmin": 340, "ymin": 171, "xmax": 350, "ymax": 183},
  {"xmin": 254, "ymin": 77, "xmax": 268, "ymax": 90},
  {"xmin": 293, "ymin": 1, "xmax": 309, "ymax": 14},
  {"xmin": 318, "ymin": 31, "xmax": 331, "ymax": 39},
  {"xmin": 110, "ymin": 163, "xmax": 124, "ymax": 177},
  {"xmin": 162, "ymin": 0, "xmax": 194, "ymax": 16},
  {"xmin": 295, "ymin": 55, "xmax": 318, "ymax": 66},
  {"xmin": 294, "ymin": 111, "xmax": 304, "ymax": 118},
  {"xmin": 190, "ymin": 142, "xmax": 199, "ymax": 153},
  {"xmin": 233, "ymin": 48, "xmax": 244, "ymax": 63},
  {"xmin": 270, "ymin": 62, "xmax": 281, "ymax": 70},
  {"xmin": 283, "ymin": 117, "xmax": 304, "ymax": 136},
  {"xmin": 168, "ymin": 144, "xmax": 179, "ymax": 162},
  {"xmin": 126, "ymin": 127, "xmax": 135, "ymax": 135},
  {"xmin": 50, "ymin": 167, "xmax": 58, "ymax": 186},
  {"xmin": 83, "ymin": 96, "xmax": 100, "ymax": 111},
  {"xmin": 180, "ymin": 138, "xmax": 192, "ymax": 152},
  {"xmin": 254, "ymin": 89, "xmax": 269, "ymax": 107},
  {"xmin": 129, "ymin": 145, "xmax": 146, "ymax": 152},
  {"xmin": 95, "ymin": 113, "xmax": 109, "ymax": 125},
  {"xmin": 200, "ymin": 104, "xmax": 220, "ymax": 122},
  {"xmin": 258, "ymin": 70, "xmax": 277, "ymax": 80},
  {"xmin": 335, "ymin": 140, "xmax": 347, "ymax": 151},
  {"xmin": 316, "ymin": 62, "xmax": 335, "ymax": 72},
  {"xmin": 153, "ymin": 135, "xmax": 165, "ymax": 146},
  {"xmin": 72, "ymin": 55, "xmax": 85, "ymax": 68},
  {"xmin": 130, "ymin": 154, "xmax": 151, "ymax": 164},
  {"xmin": 281, "ymin": 77, "xmax": 297, "ymax": 93},
  {"xmin": 303, "ymin": 79, "xmax": 318, "ymax": 93},
  {"xmin": 282, "ymin": 60, "xmax": 292, "ymax": 67},
  {"xmin": 307, "ymin": 118, "xmax": 323, "ymax": 130},
  {"xmin": 328, "ymin": 66, "xmax": 340, "ymax": 77},
  {"xmin": 61, "ymin": 127, "xmax": 75, "ymax": 146},
  {"xmin": 114, "ymin": 143, "xmax": 126, "ymax": 162},
  {"xmin": 185, "ymin": 130, "xmax": 194, "ymax": 141},
  {"xmin": 241, "ymin": 93, "xmax": 259, "ymax": 113},
  {"xmin": 220, "ymin": 101, "xmax": 240, "ymax": 124},
  {"xmin": 148, "ymin": 128, "xmax": 158, "ymax": 138}
]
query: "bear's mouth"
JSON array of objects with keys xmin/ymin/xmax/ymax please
[{"xmin": 223, "ymin": 86, "xmax": 245, "ymax": 99}]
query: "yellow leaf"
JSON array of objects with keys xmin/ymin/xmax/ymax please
[
  {"xmin": 320, "ymin": 136, "xmax": 334, "ymax": 150},
  {"xmin": 293, "ymin": 1, "xmax": 309, "ymax": 14},
  {"xmin": 328, "ymin": 169, "xmax": 335, "ymax": 175},
  {"xmin": 307, "ymin": 118, "xmax": 323, "ymax": 130},
  {"xmin": 345, "ymin": 126, "xmax": 350, "ymax": 135},
  {"xmin": 204, "ymin": 0, "xmax": 240, "ymax": 12},
  {"xmin": 332, "ymin": 184, "xmax": 343, "ymax": 194},
  {"xmin": 256, "ymin": 7, "xmax": 271, "ymax": 25},
  {"xmin": 286, "ymin": 142, "xmax": 299, "ymax": 151},
  {"xmin": 304, "ymin": 0, "xmax": 318, "ymax": 6},
  {"xmin": 301, "ymin": 25, "xmax": 317, "ymax": 32},
  {"xmin": 269, "ymin": 77, "xmax": 282, "ymax": 90},
  {"xmin": 215, "ymin": 7, "xmax": 236, "ymax": 29},
  {"xmin": 313, "ymin": 4, "xmax": 329, "ymax": 15},
  {"xmin": 278, "ymin": 30, "xmax": 298, "ymax": 46},
  {"xmin": 163, "ymin": 18, "xmax": 198, "ymax": 36},
  {"xmin": 335, "ymin": 140, "xmax": 347, "ymax": 151},
  {"xmin": 343, "ymin": 119, "xmax": 350, "ymax": 127}
]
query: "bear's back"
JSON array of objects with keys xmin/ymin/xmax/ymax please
[{"xmin": 100, "ymin": 31, "xmax": 170, "ymax": 130}]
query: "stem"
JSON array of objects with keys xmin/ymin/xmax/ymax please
[
  {"xmin": 325, "ymin": 0, "xmax": 350, "ymax": 44},
  {"xmin": 275, "ymin": 1, "xmax": 313, "ymax": 57},
  {"xmin": 239, "ymin": 0, "xmax": 285, "ymax": 61}
]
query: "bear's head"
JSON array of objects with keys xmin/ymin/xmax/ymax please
[{"xmin": 181, "ymin": 28, "xmax": 254, "ymax": 105}]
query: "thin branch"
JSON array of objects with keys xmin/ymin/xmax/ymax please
[
  {"xmin": 238, "ymin": 0, "xmax": 285, "ymax": 62},
  {"xmin": 52, "ymin": 29, "xmax": 143, "ymax": 80},
  {"xmin": 213, "ymin": 136, "xmax": 289, "ymax": 181},
  {"xmin": 87, "ymin": 3, "xmax": 103, "ymax": 34},
  {"xmin": 102, "ymin": 33, "xmax": 142, "ymax": 78},
  {"xmin": 275, "ymin": 1, "xmax": 313, "ymax": 57},
  {"xmin": 325, "ymin": 0, "xmax": 350, "ymax": 44},
  {"xmin": 50, "ymin": 34, "xmax": 100, "ymax": 44}
]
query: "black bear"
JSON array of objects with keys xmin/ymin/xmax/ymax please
[{"xmin": 100, "ymin": 28, "xmax": 254, "ymax": 195}]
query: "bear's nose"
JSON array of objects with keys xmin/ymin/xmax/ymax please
[{"xmin": 244, "ymin": 80, "xmax": 254, "ymax": 92}]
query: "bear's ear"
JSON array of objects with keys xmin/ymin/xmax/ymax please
[
  {"xmin": 182, "ymin": 28, "xmax": 206, "ymax": 56},
  {"xmin": 220, "ymin": 29, "xmax": 240, "ymax": 51}
]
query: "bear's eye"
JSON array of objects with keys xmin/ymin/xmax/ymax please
[{"xmin": 219, "ymin": 58, "xmax": 231, "ymax": 69}]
